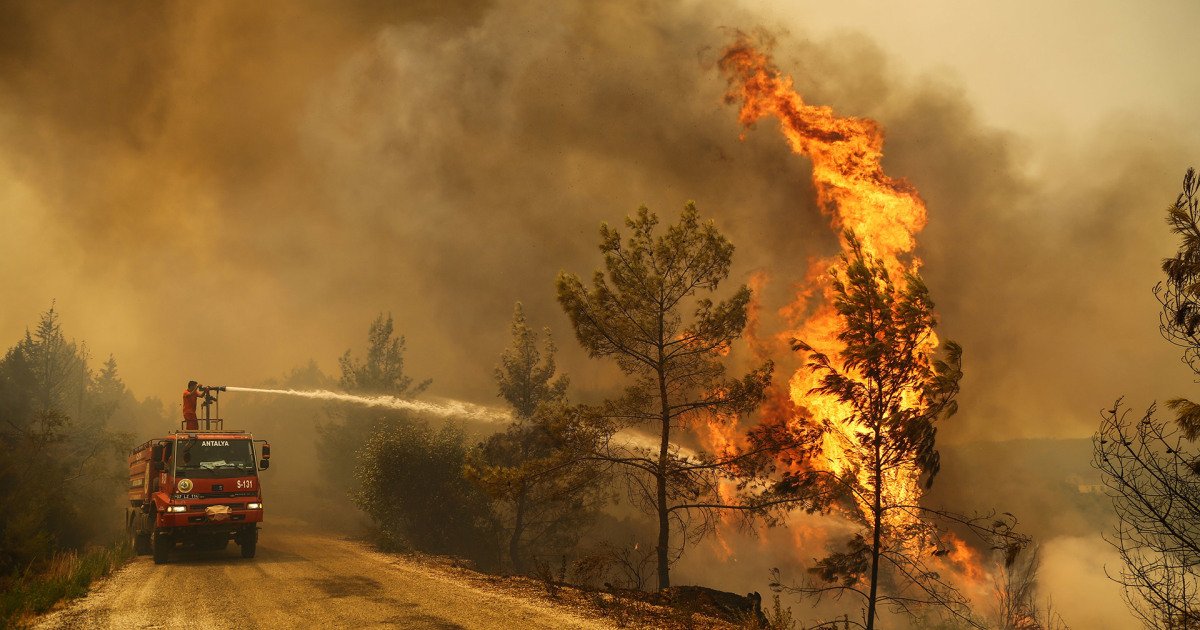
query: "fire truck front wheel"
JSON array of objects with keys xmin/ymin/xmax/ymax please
[
  {"xmin": 238, "ymin": 526, "xmax": 257, "ymax": 559},
  {"xmin": 152, "ymin": 529, "xmax": 171, "ymax": 565},
  {"xmin": 134, "ymin": 532, "xmax": 152, "ymax": 556}
]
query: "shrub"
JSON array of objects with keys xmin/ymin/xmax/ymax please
[{"xmin": 352, "ymin": 420, "xmax": 499, "ymax": 566}]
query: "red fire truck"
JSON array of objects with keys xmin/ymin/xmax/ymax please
[{"xmin": 126, "ymin": 386, "xmax": 271, "ymax": 564}]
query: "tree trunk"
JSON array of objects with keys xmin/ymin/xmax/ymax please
[
  {"xmin": 656, "ymin": 305, "xmax": 671, "ymax": 591},
  {"xmin": 866, "ymin": 419, "xmax": 882, "ymax": 629},
  {"xmin": 510, "ymin": 482, "xmax": 528, "ymax": 574},
  {"xmin": 656, "ymin": 366, "xmax": 671, "ymax": 590}
]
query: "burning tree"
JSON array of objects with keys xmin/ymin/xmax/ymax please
[
  {"xmin": 718, "ymin": 36, "xmax": 1027, "ymax": 628},
  {"xmin": 785, "ymin": 237, "xmax": 995, "ymax": 629},
  {"xmin": 556, "ymin": 203, "xmax": 772, "ymax": 589},
  {"xmin": 1092, "ymin": 168, "xmax": 1200, "ymax": 629},
  {"xmin": 465, "ymin": 304, "xmax": 608, "ymax": 574}
]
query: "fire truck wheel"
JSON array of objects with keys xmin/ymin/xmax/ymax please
[
  {"xmin": 125, "ymin": 514, "xmax": 137, "ymax": 553},
  {"xmin": 134, "ymin": 532, "xmax": 152, "ymax": 556},
  {"xmin": 152, "ymin": 529, "xmax": 171, "ymax": 564},
  {"xmin": 239, "ymin": 527, "xmax": 257, "ymax": 559},
  {"xmin": 129, "ymin": 512, "xmax": 151, "ymax": 555}
]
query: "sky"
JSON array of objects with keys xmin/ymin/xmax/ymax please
[
  {"xmin": 776, "ymin": 1, "xmax": 1200, "ymax": 142},
  {"xmin": 1, "ymin": 0, "xmax": 1198, "ymax": 445}
]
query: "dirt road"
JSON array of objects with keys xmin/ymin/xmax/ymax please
[{"xmin": 32, "ymin": 520, "xmax": 616, "ymax": 629}]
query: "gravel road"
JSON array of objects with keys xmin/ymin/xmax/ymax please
[{"xmin": 32, "ymin": 520, "xmax": 617, "ymax": 629}]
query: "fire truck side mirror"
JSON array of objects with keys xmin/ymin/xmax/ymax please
[
  {"xmin": 255, "ymin": 442, "xmax": 270, "ymax": 470},
  {"xmin": 151, "ymin": 444, "xmax": 165, "ymax": 471}
]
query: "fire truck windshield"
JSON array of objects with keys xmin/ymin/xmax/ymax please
[{"xmin": 174, "ymin": 439, "xmax": 256, "ymax": 478}]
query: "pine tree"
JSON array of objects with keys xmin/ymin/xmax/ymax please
[
  {"xmin": 466, "ymin": 304, "xmax": 606, "ymax": 573},
  {"xmin": 557, "ymin": 202, "xmax": 771, "ymax": 589}
]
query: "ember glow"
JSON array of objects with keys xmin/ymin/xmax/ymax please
[{"xmin": 718, "ymin": 37, "xmax": 975, "ymax": 574}]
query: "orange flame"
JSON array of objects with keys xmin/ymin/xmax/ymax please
[
  {"xmin": 942, "ymin": 532, "xmax": 987, "ymax": 585},
  {"xmin": 717, "ymin": 36, "xmax": 954, "ymax": 560}
]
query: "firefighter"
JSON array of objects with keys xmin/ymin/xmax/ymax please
[{"xmin": 182, "ymin": 380, "xmax": 204, "ymax": 430}]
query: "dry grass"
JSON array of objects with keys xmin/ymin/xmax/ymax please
[{"xmin": 0, "ymin": 543, "xmax": 132, "ymax": 628}]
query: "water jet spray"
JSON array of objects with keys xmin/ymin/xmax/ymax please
[{"xmin": 221, "ymin": 386, "xmax": 511, "ymax": 423}]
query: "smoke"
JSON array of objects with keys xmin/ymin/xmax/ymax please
[
  {"xmin": 0, "ymin": 0, "xmax": 1191, "ymax": 442},
  {"xmin": 1038, "ymin": 534, "xmax": 1130, "ymax": 630},
  {"xmin": 224, "ymin": 386, "xmax": 510, "ymax": 422}
]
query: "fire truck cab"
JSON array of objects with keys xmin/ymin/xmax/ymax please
[{"xmin": 126, "ymin": 424, "xmax": 270, "ymax": 564}]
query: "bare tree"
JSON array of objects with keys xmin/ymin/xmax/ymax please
[
  {"xmin": 994, "ymin": 546, "xmax": 1070, "ymax": 630},
  {"xmin": 1095, "ymin": 401, "xmax": 1200, "ymax": 629},
  {"xmin": 1092, "ymin": 167, "xmax": 1200, "ymax": 629}
]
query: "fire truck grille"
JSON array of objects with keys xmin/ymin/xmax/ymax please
[{"xmin": 186, "ymin": 513, "xmax": 247, "ymax": 523}]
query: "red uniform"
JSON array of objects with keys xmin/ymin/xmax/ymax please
[{"xmin": 182, "ymin": 389, "xmax": 200, "ymax": 430}]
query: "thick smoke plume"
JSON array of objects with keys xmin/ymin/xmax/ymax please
[{"xmin": 0, "ymin": 1, "xmax": 1190, "ymax": 441}]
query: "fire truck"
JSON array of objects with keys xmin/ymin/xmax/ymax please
[{"xmin": 126, "ymin": 386, "xmax": 271, "ymax": 564}]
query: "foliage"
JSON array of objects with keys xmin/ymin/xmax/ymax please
[
  {"xmin": 318, "ymin": 313, "xmax": 431, "ymax": 495},
  {"xmin": 778, "ymin": 236, "xmax": 1019, "ymax": 630},
  {"xmin": 0, "ymin": 306, "xmax": 134, "ymax": 575},
  {"xmin": 494, "ymin": 303, "xmax": 568, "ymax": 419},
  {"xmin": 556, "ymin": 202, "xmax": 772, "ymax": 589},
  {"xmin": 1158, "ymin": 168, "xmax": 1200, "ymax": 372},
  {"xmin": 465, "ymin": 304, "xmax": 608, "ymax": 573},
  {"xmin": 1157, "ymin": 167, "xmax": 1200, "ymax": 439},
  {"xmin": 337, "ymin": 313, "xmax": 432, "ymax": 396},
  {"xmin": 353, "ymin": 420, "xmax": 499, "ymax": 565}
]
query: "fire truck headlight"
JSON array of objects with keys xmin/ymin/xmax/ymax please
[
  {"xmin": 166, "ymin": 505, "xmax": 186, "ymax": 513},
  {"xmin": 247, "ymin": 502, "xmax": 262, "ymax": 509}
]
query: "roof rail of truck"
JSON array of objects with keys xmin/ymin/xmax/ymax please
[
  {"xmin": 167, "ymin": 429, "xmax": 248, "ymax": 435},
  {"xmin": 129, "ymin": 430, "xmax": 253, "ymax": 456}
]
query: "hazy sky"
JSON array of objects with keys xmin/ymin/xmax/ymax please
[
  {"xmin": 1, "ymin": 0, "xmax": 1197, "ymax": 442},
  {"xmin": 774, "ymin": 1, "xmax": 1200, "ymax": 142}
]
